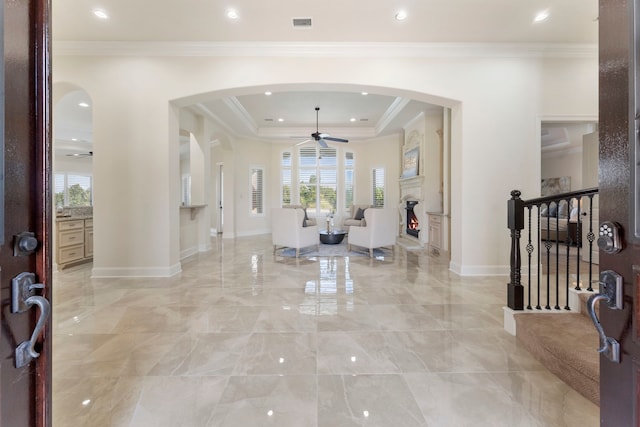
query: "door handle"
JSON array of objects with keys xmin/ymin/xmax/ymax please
[
  {"xmin": 11, "ymin": 272, "xmax": 51, "ymax": 368},
  {"xmin": 587, "ymin": 270, "xmax": 623, "ymax": 363}
]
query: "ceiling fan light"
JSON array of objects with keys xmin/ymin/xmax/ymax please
[
  {"xmin": 534, "ymin": 10, "xmax": 549, "ymax": 23},
  {"xmin": 92, "ymin": 9, "xmax": 109, "ymax": 20}
]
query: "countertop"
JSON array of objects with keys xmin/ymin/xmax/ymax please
[{"xmin": 55, "ymin": 215, "xmax": 93, "ymax": 222}]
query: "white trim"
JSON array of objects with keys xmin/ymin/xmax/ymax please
[
  {"xmin": 54, "ymin": 41, "xmax": 597, "ymax": 59},
  {"xmin": 376, "ymin": 97, "xmax": 411, "ymax": 134},
  {"xmin": 236, "ymin": 228, "xmax": 270, "ymax": 237},
  {"xmin": 91, "ymin": 263, "xmax": 182, "ymax": 278},
  {"xmin": 450, "ymin": 262, "xmax": 510, "ymax": 276},
  {"xmin": 180, "ymin": 246, "xmax": 199, "ymax": 260},
  {"xmin": 503, "ymin": 307, "xmax": 518, "ymax": 336}
]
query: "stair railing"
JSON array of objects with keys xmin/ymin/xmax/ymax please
[{"xmin": 507, "ymin": 188, "xmax": 599, "ymax": 311}]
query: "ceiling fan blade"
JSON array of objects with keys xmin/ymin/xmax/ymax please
[
  {"xmin": 66, "ymin": 151, "xmax": 93, "ymax": 157},
  {"xmin": 318, "ymin": 139, "xmax": 328, "ymax": 148},
  {"xmin": 323, "ymin": 136, "xmax": 349, "ymax": 143},
  {"xmin": 295, "ymin": 139, "xmax": 312, "ymax": 146}
]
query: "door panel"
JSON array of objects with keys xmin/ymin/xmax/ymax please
[
  {"xmin": 598, "ymin": 0, "xmax": 640, "ymax": 425},
  {"xmin": 0, "ymin": 0, "xmax": 52, "ymax": 426}
]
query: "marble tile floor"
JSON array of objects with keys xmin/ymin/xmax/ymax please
[{"xmin": 52, "ymin": 235, "xmax": 599, "ymax": 426}]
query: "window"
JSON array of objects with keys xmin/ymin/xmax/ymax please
[
  {"xmin": 281, "ymin": 151, "xmax": 292, "ymax": 206},
  {"xmin": 299, "ymin": 146, "xmax": 337, "ymax": 214},
  {"xmin": 344, "ymin": 152, "xmax": 354, "ymax": 213},
  {"xmin": 55, "ymin": 173, "xmax": 92, "ymax": 207},
  {"xmin": 250, "ymin": 167, "xmax": 264, "ymax": 215},
  {"xmin": 299, "ymin": 147, "xmax": 317, "ymax": 211},
  {"xmin": 372, "ymin": 167, "xmax": 385, "ymax": 207}
]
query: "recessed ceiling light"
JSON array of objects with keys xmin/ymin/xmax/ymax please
[
  {"xmin": 361, "ymin": 92, "xmax": 368, "ymax": 96},
  {"xmin": 78, "ymin": 102, "xmax": 90, "ymax": 108},
  {"xmin": 395, "ymin": 10, "xmax": 407, "ymax": 21},
  {"xmin": 92, "ymin": 9, "xmax": 109, "ymax": 20},
  {"xmin": 264, "ymin": 91, "xmax": 272, "ymax": 96},
  {"xmin": 277, "ymin": 118, "xmax": 284, "ymax": 122},
  {"xmin": 350, "ymin": 118, "xmax": 356, "ymax": 122},
  {"xmin": 226, "ymin": 9, "xmax": 239, "ymax": 20},
  {"xmin": 71, "ymin": 138, "xmax": 78, "ymax": 141},
  {"xmin": 534, "ymin": 10, "xmax": 549, "ymax": 23}
]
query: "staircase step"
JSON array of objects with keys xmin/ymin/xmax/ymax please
[
  {"xmin": 578, "ymin": 291, "xmax": 599, "ymax": 320},
  {"xmin": 515, "ymin": 312, "xmax": 599, "ymax": 405}
]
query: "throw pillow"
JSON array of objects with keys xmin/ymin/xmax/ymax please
[
  {"xmin": 354, "ymin": 207, "xmax": 366, "ymax": 220},
  {"xmin": 558, "ymin": 200, "xmax": 568, "ymax": 218},
  {"xmin": 569, "ymin": 207, "xmax": 579, "ymax": 222},
  {"xmin": 548, "ymin": 203, "xmax": 557, "ymax": 217}
]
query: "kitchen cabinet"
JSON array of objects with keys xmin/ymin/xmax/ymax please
[{"xmin": 57, "ymin": 217, "xmax": 93, "ymax": 268}]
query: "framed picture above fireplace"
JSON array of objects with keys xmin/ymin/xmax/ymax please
[{"xmin": 402, "ymin": 147, "xmax": 419, "ymax": 178}]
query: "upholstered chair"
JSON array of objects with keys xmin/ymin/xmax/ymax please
[
  {"xmin": 271, "ymin": 207, "xmax": 319, "ymax": 257},
  {"xmin": 347, "ymin": 207, "xmax": 398, "ymax": 257}
]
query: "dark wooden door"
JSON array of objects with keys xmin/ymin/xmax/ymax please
[
  {"xmin": 0, "ymin": 0, "xmax": 51, "ymax": 426},
  {"xmin": 598, "ymin": 0, "xmax": 640, "ymax": 425}
]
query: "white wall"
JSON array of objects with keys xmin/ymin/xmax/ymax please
[{"xmin": 53, "ymin": 46, "xmax": 598, "ymax": 277}]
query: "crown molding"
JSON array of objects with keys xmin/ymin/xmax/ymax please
[{"xmin": 53, "ymin": 41, "xmax": 597, "ymax": 59}]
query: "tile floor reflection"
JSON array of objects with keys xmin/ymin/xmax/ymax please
[{"xmin": 52, "ymin": 235, "xmax": 599, "ymax": 426}]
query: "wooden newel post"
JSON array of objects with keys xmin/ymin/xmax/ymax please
[{"xmin": 507, "ymin": 190, "xmax": 524, "ymax": 310}]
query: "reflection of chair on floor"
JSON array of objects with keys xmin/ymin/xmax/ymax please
[
  {"xmin": 347, "ymin": 208, "xmax": 397, "ymax": 257},
  {"xmin": 271, "ymin": 207, "xmax": 319, "ymax": 257}
]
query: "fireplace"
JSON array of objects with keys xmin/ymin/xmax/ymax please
[{"xmin": 405, "ymin": 201, "xmax": 420, "ymax": 238}]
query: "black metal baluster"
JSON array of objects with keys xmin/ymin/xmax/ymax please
[
  {"xmin": 575, "ymin": 196, "xmax": 582, "ymax": 291},
  {"xmin": 587, "ymin": 195, "xmax": 595, "ymax": 292},
  {"xmin": 545, "ymin": 211, "xmax": 552, "ymax": 310},
  {"xmin": 564, "ymin": 199, "xmax": 571, "ymax": 310},
  {"xmin": 536, "ymin": 205, "xmax": 541, "ymax": 310},
  {"xmin": 526, "ymin": 206, "xmax": 533, "ymax": 310},
  {"xmin": 554, "ymin": 201, "xmax": 561, "ymax": 310}
]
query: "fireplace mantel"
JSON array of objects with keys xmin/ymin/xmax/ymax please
[{"xmin": 399, "ymin": 175, "xmax": 425, "ymax": 186}]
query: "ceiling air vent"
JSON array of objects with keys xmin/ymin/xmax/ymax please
[{"xmin": 292, "ymin": 17, "xmax": 312, "ymax": 29}]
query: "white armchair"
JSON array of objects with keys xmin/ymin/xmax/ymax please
[
  {"xmin": 347, "ymin": 208, "xmax": 398, "ymax": 257},
  {"xmin": 342, "ymin": 204, "xmax": 372, "ymax": 232},
  {"xmin": 271, "ymin": 207, "xmax": 319, "ymax": 257}
]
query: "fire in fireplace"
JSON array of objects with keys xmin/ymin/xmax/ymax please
[{"xmin": 405, "ymin": 201, "xmax": 420, "ymax": 238}]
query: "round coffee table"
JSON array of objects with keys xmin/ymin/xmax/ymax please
[{"xmin": 319, "ymin": 230, "xmax": 346, "ymax": 245}]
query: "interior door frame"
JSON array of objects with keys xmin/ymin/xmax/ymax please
[
  {"xmin": 217, "ymin": 162, "xmax": 223, "ymax": 233},
  {"xmin": 34, "ymin": 0, "xmax": 53, "ymax": 425}
]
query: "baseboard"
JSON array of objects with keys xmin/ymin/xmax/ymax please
[
  {"xmin": 235, "ymin": 228, "xmax": 270, "ymax": 238},
  {"xmin": 180, "ymin": 246, "xmax": 198, "ymax": 260},
  {"xmin": 450, "ymin": 262, "xmax": 509, "ymax": 276},
  {"xmin": 91, "ymin": 263, "xmax": 182, "ymax": 278}
]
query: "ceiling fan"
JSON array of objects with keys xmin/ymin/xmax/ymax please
[
  {"xmin": 297, "ymin": 107, "xmax": 349, "ymax": 148},
  {"xmin": 66, "ymin": 151, "xmax": 93, "ymax": 158}
]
